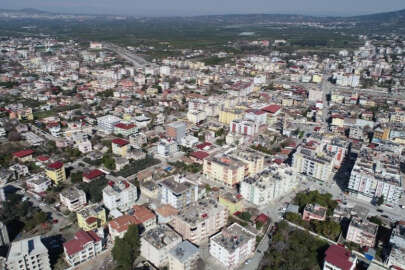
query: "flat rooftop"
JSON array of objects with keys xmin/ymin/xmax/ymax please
[
  {"xmin": 142, "ymin": 224, "xmax": 181, "ymax": 250},
  {"xmin": 210, "ymin": 223, "xmax": 255, "ymax": 253}
]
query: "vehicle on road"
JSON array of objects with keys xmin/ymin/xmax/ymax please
[{"xmin": 377, "ymin": 209, "xmax": 384, "ymax": 213}]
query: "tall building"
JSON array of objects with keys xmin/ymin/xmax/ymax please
[
  {"xmin": 170, "ymin": 198, "xmax": 228, "ymax": 245},
  {"xmin": 103, "ymin": 179, "xmax": 138, "ymax": 212},
  {"xmin": 346, "ymin": 217, "xmax": 378, "ymax": 247},
  {"xmin": 230, "ymin": 148, "xmax": 264, "ymax": 177},
  {"xmin": 97, "ymin": 115, "xmax": 121, "ymax": 134},
  {"xmin": 167, "ymin": 121, "xmax": 187, "ymax": 142},
  {"xmin": 292, "ymin": 144, "xmax": 334, "ymax": 182},
  {"xmin": 111, "ymin": 138, "xmax": 130, "ymax": 158},
  {"xmin": 6, "ymin": 236, "xmax": 51, "ymax": 270},
  {"xmin": 203, "ymin": 153, "xmax": 246, "ymax": 187},
  {"xmin": 347, "ymin": 144, "xmax": 402, "ymax": 204},
  {"xmin": 157, "ymin": 139, "xmax": 178, "ymax": 158},
  {"xmin": 209, "ymin": 223, "xmax": 256, "ymax": 269},
  {"xmin": 240, "ymin": 164, "xmax": 298, "ymax": 206},
  {"xmin": 0, "ymin": 221, "xmax": 9, "ymax": 247},
  {"xmin": 45, "ymin": 161, "xmax": 66, "ymax": 185},
  {"xmin": 63, "ymin": 230, "xmax": 102, "ymax": 267},
  {"xmin": 59, "ymin": 187, "xmax": 87, "ymax": 212},
  {"xmin": 158, "ymin": 176, "xmax": 198, "ymax": 209},
  {"xmin": 387, "ymin": 221, "xmax": 405, "ymax": 269},
  {"xmin": 141, "ymin": 224, "xmax": 182, "ymax": 268},
  {"xmin": 168, "ymin": 240, "xmax": 199, "ymax": 270}
]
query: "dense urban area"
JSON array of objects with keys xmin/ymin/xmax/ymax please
[{"xmin": 0, "ymin": 7, "xmax": 405, "ymax": 270}]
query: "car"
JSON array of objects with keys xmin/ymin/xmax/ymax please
[
  {"xmin": 53, "ymin": 219, "xmax": 58, "ymax": 224},
  {"xmin": 245, "ymin": 259, "xmax": 252, "ymax": 264},
  {"xmin": 377, "ymin": 209, "xmax": 383, "ymax": 213},
  {"xmin": 381, "ymin": 215, "xmax": 389, "ymax": 219}
]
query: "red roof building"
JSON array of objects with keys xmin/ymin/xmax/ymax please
[
  {"xmin": 255, "ymin": 213, "xmax": 269, "ymax": 224},
  {"xmin": 63, "ymin": 230, "xmax": 102, "ymax": 265},
  {"xmin": 47, "ymin": 161, "xmax": 64, "ymax": 170},
  {"xmin": 37, "ymin": 155, "xmax": 49, "ymax": 162},
  {"xmin": 82, "ymin": 169, "xmax": 105, "ymax": 183},
  {"xmin": 13, "ymin": 149, "xmax": 34, "ymax": 159},
  {"xmin": 112, "ymin": 138, "xmax": 129, "ymax": 147},
  {"xmin": 261, "ymin": 104, "xmax": 281, "ymax": 114},
  {"xmin": 190, "ymin": 151, "xmax": 209, "ymax": 163},
  {"xmin": 114, "ymin": 123, "xmax": 136, "ymax": 130},
  {"xmin": 196, "ymin": 142, "xmax": 212, "ymax": 150},
  {"xmin": 324, "ymin": 245, "xmax": 357, "ymax": 270}
]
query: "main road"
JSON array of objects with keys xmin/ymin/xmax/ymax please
[{"xmin": 104, "ymin": 43, "xmax": 157, "ymax": 69}]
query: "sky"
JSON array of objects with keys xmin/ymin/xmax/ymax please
[{"xmin": 1, "ymin": 0, "xmax": 405, "ymax": 17}]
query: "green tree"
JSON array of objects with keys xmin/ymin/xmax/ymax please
[
  {"xmin": 112, "ymin": 225, "xmax": 141, "ymax": 270},
  {"xmin": 102, "ymin": 154, "xmax": 116, "ymax": 170},
  {"xmin": 70, "ymin": 172, "xmax": 83, "ymax": 183}
]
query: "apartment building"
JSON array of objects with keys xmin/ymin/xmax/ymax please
[
  {"xmin": 132, "ymin": 205, "xmax": 156, "ymax": 231},
  {"xmin": 157, "ymin": 139, "xmax": 178, "ymax": 158},
  {"xmin": 26, "ymin": 174, "xmax": 52, "ymax": 193},
  {"xmin": 12, "ymin": 149, "xmax": 34, "ymax": 162},
  {"xmin": 302, "ymin": 204, "xmax": 327, "ymax": 221},
  {"xmin": 230, "ymin": 148, "xmax": 264, "ymax": 177},
  {"xmin": 108, "ymin": 215, "xmax": 138, "ymax": 240},
  {"xmin": 129, "ymin": 132, "xmax": 147, "ymax": 149},
  {"xmin": 6, "ymin": 236, "xmax": 51, "ymax": 270},
  {"xmin": 346, "ymin": 217, "xmax": 378, "ymax": 247},
  {"xmin": 219, "ymin": 192, "xmax": 244, "ymax": 214},
  {"xmin": 77, "ymin": 204, "xmax": 107, "ymax": 231},
  {"xmin": 203, "ymin": 153, "xmax": 246, "ymax": 187},
  {"xmin": 156, "ymin": 204, "xmax": 179, "ymax": 224},
  {"xmin": 158, "ymin": 176, "xmax": 198, "ymax": 209},
  {"xmin": 103, "ymin": 179, "xmax": 138, "ymax": 212},
  {"xmin": 60, "ymin": 187, "xmax": 87, "ymax": 212},
  {"xmin": 45, "ymin": 161, "xmax": 66, "ymax": 185},
  {"xmin": 168, "ymin": 240, "xmax": 199, "ymax": 270},
  {"xmin": 229, "ymin": 119, "xmax": 259, "ymax": 137},
  {"xmin": 167, "ymin": 121, "xmax": 186, "ymax": 142},
  {"xmin": 141, "ymin": 224, "xmax": 182, "ymax": 268},
  {"xmin": 63, "ymin": 230, "xmax": 102, "ymax": 267},
  {"xmin": 97, "ymin": 115, "xmax": 121, "ymax": 134},
  {"xmin": 219, "ymin": 109, "xmax": 243, "ymax": 125},
  {"xmin": 323, "ymin": 244, "xmax": 357, "ymax": 270},
  {"xmin": 187, "ymin": 109, "xmax": 207, "ymax": 124},
  {"xmin": 387, "ymin": 221, "xmax": 405, "ymax": 269},
  {"xmin": 240, "ymin": 164, "xmax": 298, "ymax": 206},
  {"xmin": 111, "ymin": 138, "xmax": 130, "ymax": 157},
  {"xmin": 292, "ymin": 145, "xmax": 334, "ymax": 182},
  {"xmin": 347, "ymin": 144, "xmax": 403, "ymax": 205},
  {"xmin": 170, "ymin": 198, "xmax": 228, "ymax": 245},
  {"xmin": 209, "ymin": 223, "xmax": 256, "ymax": 269},
  {"xmin": 114, "ymin": 123, "xmax": 137, "ymax": 137}
]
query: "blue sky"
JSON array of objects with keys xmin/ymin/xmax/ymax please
[{"xmin": 2, "ymin": 0, "xmax": 405, "ymax": 16}]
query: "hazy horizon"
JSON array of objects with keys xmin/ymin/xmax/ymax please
[{"xmin": 1, "ymin": 0, "xmax": 405, "ymax": 17}]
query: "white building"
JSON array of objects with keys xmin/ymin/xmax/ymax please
[
  {"xmin": 141, "ymin": 224, "xmax": 182, "ymax": 268},
  {"xmin": 103, "ymin": 179, "xmax": 138, "ymax": 212},
  {"xmin": 60, "ymin": 187, "xmax": 87, "ymax": 212},
  {"xmin": 187, "ymin": 110, "xmax": 207, "ymax": 124},
  {"xmin": 157, "ymin": 139, "xmax": 178, "ymax": 158},
  {"xmin": 230, "ymin": 119, "xmax": 259, "ymax": 137},
  {"xmin": 63, "ymin": 230, "xmax": 102, "ymax": 267},
  {"xmin": 168, "ymin": 240, "xmax": 199, "ymax": 270},
  {"xmin": 97, "ymin": 115, "xmax": 121, "ymax": 134},
  {"xmin": 240, "ymin": 164, "xmax": 298, "ymax": 206},
  {"xmin": 6, "ymin": 236, "xmax": 51, "ymax": 270},
  {"xmin": 158, "ymin": 175, "xmax": 199, "ymax": 209},
  {"xmin": 387, "ymin": 222, "xmax": 405, "ymax": 269},
  {"xmin": 26, "ymin": 175, "xmax": 52, "ymax": 193},
  {"xmin": 209, "ymin": 223, "xmax": 255, "ymax": 269}
]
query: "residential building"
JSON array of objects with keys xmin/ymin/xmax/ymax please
[
  {"xmin": 219, "ymin": 109, "xmax": 243, "ymax": 125},
  {"xmin": 114, "ymin": 123, "xmax": 138, "ymax": 137},
  {"xmin": 302, "ymin": 204, "xmax": 327, "ymax": 221},
  {"xmin": 129, "ymin": 132, "xmax": 147, "ymax": 149},
  {"xmin": 12, "ymin": 149, "xmax": 34, "ymax": 162},
  {"xmin": 187, "ymin": 110, "xmax": 207, "ymax": 124},
  {"xmin": 292, "ymin": 145, "xmax": 334, "ymax": 182},
  {"xmin": 158, "ymin": 176, "xmax": 198, "ymax": 209},
  {"xmin": 45, "ymin": 161, "xmax": 66, "ymax": 185},
  {"xmin": 168, "ymin": 240, "xmax": 199, "ymax": 270},
  {"xmin": 387, "ymin": 221, "xmax": 405, "ymax": 269},
  {"xmin": 203, "ymin": 153, "xmax": 246, "ymax": 187},
  {"xmin": 103, "ymin": 179, "xmax": 138, "ymax": 212},
  {"xmin": 140, "ymin": 181, "xmax": 159, "ymax": 199},
  {"xmin": 323, "ymin": 244, "xmax": 357, "ymax": 270},
  {"xmin": 63, "ymin": 230, "xmax": 102, "ymax": 267},
  {"xmin": 347, "ymin": 144, "xmax": 402, "ymax": 204},
  {"xmin": 167, "ymin": 121, "xmax": 187, "ymax": 142},
  {"xmin": 97, "ymin": 115, "xmax": 121, "ymax": 134},
  {"xmin": 112, "ymin": 138, "xmax": 130, "ymax": 157},
  {"xmin": 77, "ymin": 204, "xmax": 107, "ymax": 231},
  {"xmin": 240, "ymin": 164, "xmax": 298, "ymax": 206},
  {"xmin": 157, "ymin": 139, "xmax": 178, "ymax": 158},
  {"xmin": 82, "ymin": 169, "xmax": 105, "ymax": 183},
  {"xmin": 0, "ymin": 221, "xmax": 9, "ymax": 247},
  {"xmin": 155, "ymin": 204, "xmax": 179, "ymax": 224},
  {"xmin": 60, "ymin": 187, "xmax": 87, "ymax": 212},
  {"xmin": 6, "ymin": 236, "xmax": 51, "ymax": 270},
  {"xmin": 132, "ymin": 205, "xmax": 156, "ymax": 231},
  {"xmin": 170, "ymin": 198, "xmax": 228, "ymax": 245},
  {"xmin": 229, "ymin": 119, "xmax": 259, "ymax": 137},
  {"xmin": 26, "ymin": 174, "xmax": 52, "ymax": 193},
  {"xmin": 230, "ymin": 148, "xmax": 264, "ymax": 176},
  {"xmin": 141, "ymin": 224, "xmax": 182, "ymax": 268},
  {"xmin": 346, "ymin": 217, "xmax": 378, "ymax": 247},
  {"xmin": 209, "ymin": 223, "xmax": 256, "ymax": 269},
  {"xmin": 219, "ymin": 192, "xmax": 244, "ymax": 214},
  {"xmin": 108, "ymin": 215, "xmax": 138, "ymax": 240}
]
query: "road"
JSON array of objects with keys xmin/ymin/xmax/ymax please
[{"xmin": 104, "ymin": 43, "xmax": 156, "ymax": 68}]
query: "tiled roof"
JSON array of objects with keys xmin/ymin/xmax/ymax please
[
  {"xmin": 13, "ymin": 149, "xmax": 34, "ymax": 158},
  {"xmin": 112, "ymin": 138, "xmax": 129, "ymax": 147},
  {"xmin": 109, "ymin": 215, "xmax": 137, "ymax": 233},
  {"xmin": 114, "ymin": 123, "xmax": 136, "ymax": 130},
  {"xmin": 47, "ymin": 161, "xmax": 64, "ymax": 170},
  {"xmin": 190, "ymin": 151, "xmax": 209, "ymax": 160},
  {"xmin": 261, "ymin": 104, "xmax": 281, "ymax": 114},
  {"xmin": 63, "ymin": 230, "xmax": 101, "ymax": 256},
  {"xmin": 83, "ymin": 169, "xmax": 105, "ymax": 180},
  {"xmin": 324, "ymin": 245, "xmax": 355, "ymax": 270}
]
